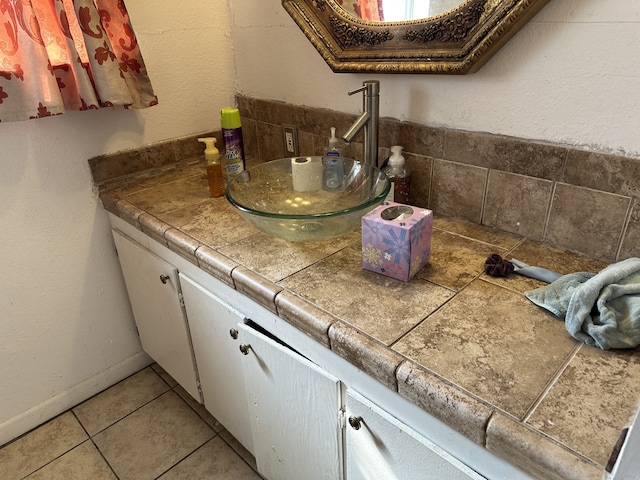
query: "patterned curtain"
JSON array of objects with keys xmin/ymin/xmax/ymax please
[{"xmin": 0, "ymin": 0, "xmax": 157, "ymax": 122}]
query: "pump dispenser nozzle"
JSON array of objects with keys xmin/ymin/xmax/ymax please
[
  {"xmin": 198, "ymin": 137, "xmax": 219, "ymax": 162},
  {"xmin": 329, "ymin": 127, "xmax": 339, "ymax": 148},
  {"xmin": 389, "ymin": 145, "xmax": 405, "ymax": 166}
]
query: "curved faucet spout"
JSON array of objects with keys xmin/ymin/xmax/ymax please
[
  {"xmin": 342, "ymin": 80, "xmax": 379, "ymax": 167},
  {"xmin": 342, "ymin": 112, "xmax": 370, "ymax": 144}
]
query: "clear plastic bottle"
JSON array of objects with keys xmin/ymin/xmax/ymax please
[
  {"xmin": 198, "ymin": 137, "xmax": 225, "ymax": 197},
  {"xmin": 323, "ymin": 127, "xmax": 344, "ymax": 191},
  {"xmin": 383, "ymin": 145, "xmax": 410, "ymax": 204}
]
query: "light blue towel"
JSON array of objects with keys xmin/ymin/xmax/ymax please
[
  {"xmin": 511, "ymin": 258, "xmax": 562, "ymax": 284},
  {"xmin": 524, "ymin": 257, "xmax": 640, "ymax": 350}
]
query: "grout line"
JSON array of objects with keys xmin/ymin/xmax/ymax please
[
  {"xmin": 541, "ymin": 181, "xmax": 557, "ymax": 242},
  {"xmin": 522, "ymin": 343, "xmax": 582, "ymax": 424},
  {"xmin": 614, "ymin": 199, "xmax": 635, "ymax": 261}
]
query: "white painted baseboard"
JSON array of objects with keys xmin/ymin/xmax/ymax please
[{"xmin": 0, "ymin": 352, "xmax": 152, "ymax": 447}]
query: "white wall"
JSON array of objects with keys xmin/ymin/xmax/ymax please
[
  {"xmin": 231, "ymin": 0, "xmax": 640, "ymax": 157},
  {"xmin": 0, "ymin": 0, "xmax": 235, "ymax": 445}
]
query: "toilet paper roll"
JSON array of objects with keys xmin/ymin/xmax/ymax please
[{"xmin": 291, "ymin": 157, "xmax": 323, "ymax": 192}]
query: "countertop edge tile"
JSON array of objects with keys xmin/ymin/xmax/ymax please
[
  {"xmin": 329, "ymin": 322, "xmax": 404, "ymax": 391},
  {"xmin": 99, "ymin": 191, "xmax": 120, "ymax": 216},
  {"xmin": 116, "ymin": 200, "xmax": 145, "ymax": 231},
  {"xmin": 165, "ymin": 228, "xmax": 201, "ymax": 264},
  {"xmin": 232, "ymin": 267, "xmax": 283, "ymax": 314},
  {"xmin": 486, "ymin": 412, "xmax": 602, "ymax": 480},
  {"xmin": 138, "ymin": 213, "xmax": 170, "ymax": 247},
  {"xmin": 396, "ymin": 360, "xmax": 492, "ymax": 446},
  {"xmin": 275, "ymin": 291, "xmax": 334, "ymax": 348},
  {"xmin": 195, "ymin": 246, "xmax": 237, "ymax": 288}
]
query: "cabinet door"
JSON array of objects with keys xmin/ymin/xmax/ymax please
[
  {"xmin": 112, "ymin": 230, "xmax": 200, "ymax": 401},
  {"xmin": 179, "ymin": 274, "xmax": 254, "ymax": 454},
  {"xmin": 346, "ymin": 389, "xmax": 485, "ymax": 480},
  {"xmin": 238, "ymin": 322, "xmax": 343, "ymax": 480}
]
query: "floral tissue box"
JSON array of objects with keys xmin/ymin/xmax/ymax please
[{"xmin": 361, "ymin": 202, "xmax": 433, "ymax": 282}]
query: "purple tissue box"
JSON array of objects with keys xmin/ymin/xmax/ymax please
[{"xmin": 361, "ymin": 202, "xmax": 433, "ymax": 282}]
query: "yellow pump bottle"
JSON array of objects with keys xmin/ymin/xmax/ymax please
[{"xmin": 198, "ymin": 137, "xmax": 225, "ymax": 197}]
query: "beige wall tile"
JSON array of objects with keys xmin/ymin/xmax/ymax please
[
  {"xmin": 619, "ymin": 200, "xmax": 640, "ymax": 260},
  {"xmin": 256, "ymin": 121, "xmax": 286, "ymax": 161},
  {"xmin": 445, "ymin": 130, "xmax": 567, "ymax": 180},
  {"xmin": 564, "ymin": 149, "xmax": 640, "ymax": 198},
  {"xmin": 483, "ymin": 170, "xmax": 553, "ymax": 240},
  {"xmin": 404, "ymin": 152, "xmax": 432, "ymax": 208},
  {"xmin": 431, "ymin": 159, "xmax": 487, "ymax": 223},
  {"xmin": 545, "ymin": 184, "xmax": 631, "ymax": 261},
  {"xmin": 240, "ymin": 117, "xmax": 259, "ymax": 161},
  {"xmin": 398, "ymin": 121, "xmax": 444, "ymax": 159}
]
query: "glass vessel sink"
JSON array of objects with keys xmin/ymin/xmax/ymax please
[{"xmin": 226, "ymin": 157, "xmax": 390, "ymax": 242}]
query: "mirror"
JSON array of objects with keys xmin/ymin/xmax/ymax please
[{"xmin": 282, "ymin": 0, "xmax": 552, "ymax": 74}]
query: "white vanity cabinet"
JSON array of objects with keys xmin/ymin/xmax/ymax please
[
  {"xmin": 111, "ymin": 230, "xmax": 201, "ymax": 402},
  {"xmin": 236, "ymin": 321, "xmax": 343, "ymax": 480},
  {"xmin": 345, "ymin": 389, "xmax": 485, "ymax": 480},
  {"xmin": 108, "ymin": 216, "xmax": 532, "ymax": 480},
  {"xmin": 178, "ymin": 272, "xmax": 343, "ymax": 479},
  {"xmin": 178, "ymin": 273, "xmax": 254, "ymax": 454}
]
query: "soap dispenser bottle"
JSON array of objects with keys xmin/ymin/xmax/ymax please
[
  {"xmin": 198, "ymin": 137, "xmax": 225, "ymax": 198},
  {"xmin": 383, "ymin": 145, "xmax": 411, "ymax": 204},
  {"xmin": 323, "ymin": 127, "xmax": 344, "ymax": 191}
]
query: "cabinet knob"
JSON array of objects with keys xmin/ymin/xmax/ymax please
[
  {"xmin": 159, "ymin": 274, "xmax": 170, "ymax": 284},
  {"xmin": 348, "ymin": 416, "xmax": 363, "ymax": 430},
  {"xmin": 239, "ymin": 344, "xmax": 252, "ymax": 355},
  {"xmin": 229, "ymin": 328, "xmax": 239, "ymax": 339}
]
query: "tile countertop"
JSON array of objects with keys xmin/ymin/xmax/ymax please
[{"xmin": 99, "ymin": 163, "xmax": 640, "ymax": 480}]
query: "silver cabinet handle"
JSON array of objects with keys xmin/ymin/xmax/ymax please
[
  {"xmin": 348, "ymin": 416, "xmax": 363, "ymax": 430},
  {"xmin": 239, "ymin": 344, "xmax": 252, "ymax": 355},
  {"xmin": 229, "ymin": 328, "xmax": 238, "ymax": 339},
  {"xmin": 159, "ymin": 274, "xmax": 170, "ymax": 284}
]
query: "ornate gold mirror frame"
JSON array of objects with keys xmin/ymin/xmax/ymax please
[{"xmin": 282, "ymin": 0, "xmax": 551, "ymax": 74}]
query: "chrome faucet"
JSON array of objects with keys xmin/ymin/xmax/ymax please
[{"xmin": 342, "ymin": 80, "xmax": 380, "ymax": 168}]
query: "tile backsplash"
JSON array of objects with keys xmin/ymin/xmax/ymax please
[{"xmin": 89, "ymin": 95, "xmax": 640, "ymax": 263}]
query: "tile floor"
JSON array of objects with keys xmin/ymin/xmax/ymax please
[{"xmin": 0, "ymin": 365, "xmax": 263, "ymax": 480}]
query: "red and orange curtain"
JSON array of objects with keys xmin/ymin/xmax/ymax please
[{"xmin": 0, "ymin": 0, "xmax": 157, "ymax": 122}]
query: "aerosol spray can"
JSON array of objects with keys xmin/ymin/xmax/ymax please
[{"xmin": 220, "ymin": 107, "xmax": 246, "ymax": 180}]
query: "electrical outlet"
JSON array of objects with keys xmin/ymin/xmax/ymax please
[{"xmin": 282, "ymin": 125, "xmax": 299, "ymax": 156}]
